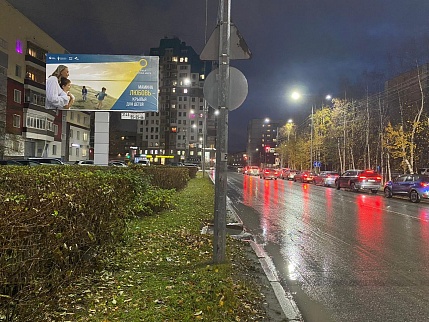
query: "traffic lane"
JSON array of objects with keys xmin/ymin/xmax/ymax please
[{"xmin": 228, "ymin": 173, "xmax": 429, "ymax": 321}]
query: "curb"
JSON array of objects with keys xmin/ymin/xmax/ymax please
[
  {"xmin": 207, "ymin": 171, "xmax": 303, "ymax": 320},
  {"xmin": 248, "ymin": 241, "xmax": 303, "ymax": 321}
]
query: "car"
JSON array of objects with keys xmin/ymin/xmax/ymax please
[
  {"xmin": 294, "ymin": 171, "xmax": 316, "ymax": 183},
  {"xmin": 335, "ymin": 169, "xmax": 381, "ymax": 193},
  {"xmin": 285, "ymin": 170, "xmax": 299, "ymax": 180},
  {"xmin": 418, "ymin": 168, "xmax": 429, "ymax": 176},
  {"xmin": 136, "ymin": 160, "xmax": 150, "ymax": 166},
  {"xmin": 237, "ymin": 166, "xmax": 243, "ymax": 173},
  {"xmin": 259, "ymin": 168, "xmax": 279, "ymax": 180},
  {"xmin": 313, "ymin": 171, "xmax": 339, "ymax": 187},
  {"xmin": 246, "ymin": 166, "xmax": 260, "ymax": 176},
  {"xmin": 109, "ymin": 161, "xmax": 128, "ymax": 167},
  {"xmin": 75, "ymin": 160, "xmax": 95, "ymax": 165},
  {"xmin": 28, "ymin": 157, "xmax": 65, "ymax": 165},
  {"xmin": 0, "ymin": 160, "xmax": 24, "ymax": 166},
  {"xmin": 278, "ymin": 168, "xmax": 291, "ymax": 179},
  {"xmin": 384, "ymin": 174, "xmax": 429, "ymax": 203},
  {"xmin": 13, "ymin": 159, "xmax": 42, "ymax": 166}
]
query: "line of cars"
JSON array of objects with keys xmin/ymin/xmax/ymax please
[
  {"xmin": 0, "ymin": 158, "xmax": 129, "ymax": 167},
  {"xmin": 239, "ymin": 165, "xmax": 429, "ymax": 203}
]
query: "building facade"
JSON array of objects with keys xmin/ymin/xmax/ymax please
[
  {"xmin": 246, "ymin": 118, "xmax": 284, "ymax": 168},
  {"xmin": 0, "ymin": 0, "xmax": 90, "ymax": 161},
  {"xmin": 136, "ymin": 37, "xmax": 215, "ymax": 165}
]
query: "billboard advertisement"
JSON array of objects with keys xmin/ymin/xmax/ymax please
[{"xmin": 45, "ymin": 54, "xmax": 159, "ymax": 112}]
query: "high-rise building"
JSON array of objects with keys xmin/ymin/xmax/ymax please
[
  {"xmin": 137, "ymin": 37, "xmax": 215, "ymax": 165},
  {"xmin": 247, "ymin": 118, "xmax": 284, "ymax": 167}
]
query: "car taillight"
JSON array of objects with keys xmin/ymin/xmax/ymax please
[
  {"xmin": 376, "ymin": 176, "xmax": 381, "ymax": 180},
  {"xmin": 358, "ymin": 176, "xmax": 366, "ymax": 180},
  {"xmin": 420, "ymin": 182, "xmax": 429, "ymax": 187}
]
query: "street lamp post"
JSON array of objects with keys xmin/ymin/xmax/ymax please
[{"xmin": 291, "ymin": 91, "xmax": 331, "ymax": 171}]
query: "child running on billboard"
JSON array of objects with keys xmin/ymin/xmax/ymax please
[{"xmin": 95, "ymin": 87, "xmax": 107, "ymax": 109}]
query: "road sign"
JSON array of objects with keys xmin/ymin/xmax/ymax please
[{"xmin": 203, "ymin": 67, "xmax": 248, "ymax": 111}]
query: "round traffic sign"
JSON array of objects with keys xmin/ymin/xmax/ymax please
[{"xmin": 203, "ymin": 67, "xmax": 248, "ymax": 111}]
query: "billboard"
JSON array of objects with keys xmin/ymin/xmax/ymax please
[{"xmin": 45, "ymin": 54, "xmax": 159, "ymax": 112}]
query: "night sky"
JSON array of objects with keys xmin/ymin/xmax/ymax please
[{"xmin": 7, "ymin": 0, "xmax": 429, "ymax": 152}]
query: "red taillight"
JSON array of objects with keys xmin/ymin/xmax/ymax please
[
  {"xmin": 420, "ymin": 182, "xmax": 429, "ymax": 187},
  {"xmin": 376, "ymin": 176, "xmax": 381, "ymax": 180},
  {"xmin": 358, "ymin": 176, "xmax": 366, "ymax": 180},
  {"xmin": 303, "ymin": 174, "xmax": 308, "ymax": 177}
]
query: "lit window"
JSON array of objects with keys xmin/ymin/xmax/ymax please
[{"xmin": 184, "ymin": 89, "xmax": 188, "ymax": 94}]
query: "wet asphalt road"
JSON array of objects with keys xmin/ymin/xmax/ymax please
[{"xmin": 226, "ymin": 171, "xmax": 429, "ymax": 322}]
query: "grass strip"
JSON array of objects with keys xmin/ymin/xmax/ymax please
[{"xmin": 41, "ymin": 174, "xmax": 267, "ymax": 321}]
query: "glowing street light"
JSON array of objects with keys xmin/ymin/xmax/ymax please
[{"xmin": 290, "ymin": 91, "xmax": 332, "ymax": 171}]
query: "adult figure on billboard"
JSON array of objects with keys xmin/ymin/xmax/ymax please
[
  {"xmin": 95, "ymin": 87, "xmax": 107, "ymax": 109},
  {"xmin": 45, "ymin": 65, "xmax": 73, "ymax": 110}
]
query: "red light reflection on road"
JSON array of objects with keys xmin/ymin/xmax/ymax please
[
  {"xmin": 242, "ymin": 175, "xmax": 256, "ymax": 206},
  {"xmin": 324, "ymin": 188, "xmax": 334, "ymax": 229},
  {"xmin": 301, "ymin": 183, "xmax": 310, "ymax": 223},
  {"xmin": 419, "ymin": 208, "xmax": 429, "ymax": 265},
  {"xmin": 355, "ymin": 195, "xmax": 385, "ymax": 282}
]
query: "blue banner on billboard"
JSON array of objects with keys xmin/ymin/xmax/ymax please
[{"xmin": 45, "ymin": 54, "xmax": 159, "ymax": 112}]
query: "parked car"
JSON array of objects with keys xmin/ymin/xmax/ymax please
[
  {"xmin": 75, "ymin": 160, "xmax": 95, "ymax": 165},
  {"xmin": 285, "ymin": 170, "xmax": 298, "ymax": 180},
  {"xmin": 279, "ymin": 168, "xmax": 291, "ymax": 179},
  {"xmin": 108, "ymin": 160, "xmax": 128, "ymax": 167},
  {"xmin": 384, "ymin": 174, "xmax": 429, "ymax": 203},
  {"xmin": 259, "ymin": 168, "xmax": 279, "ymax": 180},
  {"xmin": 418, "ymin": 168, "xmax": 429, "ymax": 176},
  {"xmin": 313, "ymin": 171, "xmax": 339, "ymax": 187},
  {"xmin": 294, "ymin": 171, "xmax": 316, "ymax": 183},
  {"xmin": 0, "ymin": 160, "xmax": 23, "ymax": 166},
  {"xmin": 28, "ymin": 157, "xmax": 65, "ymax": 165},
  {"xmin": 109, "ymin": 161, "xmax": 128, "ymax": 167},
  {"xmin": 246, "ymin": 166, "xmax": 260, "ymax": 176},
  {"xmin": 136, "ymin": 160, "xmax": 150, "ymax": 166},
  {"xmin": 13, "ymin": 159, "xmax": 42, "ymax": 166},
  {"xmin": 335, "ymin": 169, "xmax": 381, "ymax": 193}
]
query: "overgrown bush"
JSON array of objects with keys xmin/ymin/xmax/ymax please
[{"xmin": 0, "ymin": 165, "xmax": 186, "ymax": 320}]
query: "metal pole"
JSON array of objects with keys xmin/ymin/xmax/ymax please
[{"xmin": 213, "ymin": 0, "xmax": 230, "ymax": 264}]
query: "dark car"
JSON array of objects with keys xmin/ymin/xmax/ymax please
[
  {"xmin": 13, "ymin": 159, "xmax": 42, "ymax": 166},
  {"xmin": 313, "ymin": 171, "xmax": 339, "ymax": 187},
  {"xmin": 294, "ymin": 171, "xmax": 315, "ymax": 183},
  {"xmin": 259, "ymin": 168, "xmax": 279, "ymax": 180},
  {"xmin": 28, "ymin": 157, "xmax": 65, "ymax": 165},
  {"xmin": 335, "ymin": 169, "xmax": 381, "ymax": 194},
  {"xmin": 0, "ymin": 160, "xmax": 23, "ymax": 166},
  {"xmin": 384, "ymin": 174, "xmax": 429, "ymax": 203}
]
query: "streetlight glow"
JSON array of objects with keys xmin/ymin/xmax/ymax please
[{"xmin": 291, "ymin": 91, "xmax": 301, "ymax": 100}]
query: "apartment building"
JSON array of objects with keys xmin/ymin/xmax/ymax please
[
  {"xmin": 137, "ymin": 37, "xmax": 215, "ymax": 165},
  {"xmin": 0, "ymin": 0, "xmax": 90, "ymax": 161}
]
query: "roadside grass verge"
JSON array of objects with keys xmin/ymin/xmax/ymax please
[{"xmin": 43, "ymin": 174, "xmax": 266, "ymax": 321}]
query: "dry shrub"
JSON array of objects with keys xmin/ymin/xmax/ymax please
[{"xmin": 0, "ymin": 166, "xmax": 137, "ymax": 319}]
